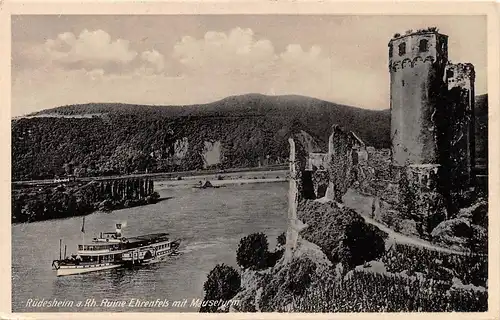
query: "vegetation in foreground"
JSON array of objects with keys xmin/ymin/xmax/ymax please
[{"xmin": 199, "ymin": 201, "xmax": 487, "ymax": 313}]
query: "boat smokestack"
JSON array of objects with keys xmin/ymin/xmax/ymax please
[{"xmin": 116, "ymin": 223, "xmax": 122, "ymax": 238}]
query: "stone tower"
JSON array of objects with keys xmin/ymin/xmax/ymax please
[{"xmin": 388, "ymin": 28, "xmax": 449, "ymax": 167}]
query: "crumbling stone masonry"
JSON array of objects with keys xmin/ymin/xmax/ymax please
[
  {"xmin": 296, "ymin": 125, "xmax": 368, "ymax": 203},
  {"xmin": 285, "ymin": 138, "xmax": 300, "ymax": 259},
  {"xmin": 389, "ymin": 28, "xmax": 476, "ymax": 218},
  {"xmin": 285, "ymin": 28, "xmax": 479, "ymax": 245},
  {"xmin": 327, "ymin": 125, "xmax": 367, "ymax": 202},
  {"xmin": 389, "ymin": 29, "xmax": 449, "ymax": 167},
  {"xmin": 444, "ymin": 63, "xmax": 476, "ymax": 191}
]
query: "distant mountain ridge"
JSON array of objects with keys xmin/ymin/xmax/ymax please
[
  {"xmin": 12, "ymin": 94, "xmax": 487, "ymax": 181},
  {"xmin": 28, "ymin": 94, "xmax": 383, "ymax": 119}
]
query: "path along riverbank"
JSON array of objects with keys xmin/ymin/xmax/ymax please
[{"xmin": 156, "ymin": 171, "xmax": 287, "ymax": 189}]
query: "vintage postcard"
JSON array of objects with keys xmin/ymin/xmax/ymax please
[{"xmin": 1, "ymin": 1, "xmax": 499, "ymax": 319}]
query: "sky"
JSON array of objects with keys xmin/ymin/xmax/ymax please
[{"xmin": 11, "ymin": 15, "xmax": 487, "ymax": 117}]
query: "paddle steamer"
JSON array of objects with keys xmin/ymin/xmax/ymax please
[{"xmin": 52, "ymin": 222, "xmax": 181, "ymax": 276}]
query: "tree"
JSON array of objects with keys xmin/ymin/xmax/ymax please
[
  {"xmin": 200, "ymin": 264, "xmax": 241, "ymax": 313},
  {"xmin": 236, "ymin": 232, "xmax": 270, "ymax": 270},
  {"xmin": 340, "ymin": 221, "xmax": 386, "ymax": 269}
]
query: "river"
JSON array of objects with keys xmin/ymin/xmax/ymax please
[{"xmin": 12, "ymin": 181, "xmax": 288, "ymax": 312}]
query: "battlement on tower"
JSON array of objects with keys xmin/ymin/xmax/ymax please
[{"xmin": 388, "ymin": 28, "xmax": 448, "ymax": 72}]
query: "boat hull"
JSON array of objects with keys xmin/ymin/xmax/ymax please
[
  {"xmin": 56, "ymin": 263, "xmax": 121, "ymax": 277},
  {"xmin": 141, "ymin": 250, "xmax": 180, "ymax": 265}
]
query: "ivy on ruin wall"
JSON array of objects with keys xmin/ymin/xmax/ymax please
[
  {"xmin": 311, "ymin": 170, "xmax": 329, "ymax": 199},
  {"xmin": 447, "ymin": 86, "xmax": 474, "ymax": 199},
  {"xmin": 327, "ymin": 126, "xmax": 357, "ymax": 203},
  {"xmin": 396, "ymin": 168, "xmax": 447, "ymax": 239}
]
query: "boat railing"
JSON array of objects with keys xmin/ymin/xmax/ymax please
[
  {"xmin": 93, "ymin": 237, "xmax": 122, "ymax": 243},
  {"xmin": 78, "ymin": 244, "xmax": 123, "ymax": 252}
]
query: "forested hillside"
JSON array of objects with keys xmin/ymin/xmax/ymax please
[
  {"xmin": 12, "ymin": 94, "xmax": 390, "ymax": 181},
  {"xmin": 12, "ymin": 93, "xmax": 487, "ymax": 181}
]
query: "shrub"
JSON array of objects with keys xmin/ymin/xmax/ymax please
[
  {"xmin": 340, "ymin": 221, "xmax": 386, "ymax": 269},
  {"xmin": 259, "ymin": 256, "xmax": 318, "ymax": 311},
  {"xmin": 236, "ymin": 233, "xmax": 269, "ymax": 270},
  {"xmin": 286, "ymin": 257, "xmax": 317, "ymax": 295},
  {"xmin": 299, "ymin": 201, "xmax": 387, "ymax": 269},
  {"xmin": 200, "ymin": 264, "xmax": 241, "ymax": 313},
  {"xmin": 266, "ymin": 249, "xmax": 284, "ymax": 268}
]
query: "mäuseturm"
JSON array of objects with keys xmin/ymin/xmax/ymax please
[{"xmin": 285, "ymin": 27, "xmax": 483, "ymax": 257}]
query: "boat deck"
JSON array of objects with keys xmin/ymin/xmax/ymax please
[{"xmin": 126, "ymin": 233, "xmax": 170, "ymax": 244}]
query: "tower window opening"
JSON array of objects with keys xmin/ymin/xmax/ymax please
[
  {"xmin": 402, "ymin": 80, "xmax": 405, "ymax": 87},
  {"xmin": 446, "ymin": 70, "xmax": 454, "ymax": 78},
  {"xmin": 398, "ymin": 43, "xmax": 406, "ymax": 56},
  {"xmin": 419, "ymin": 39, "xmax": 429, "ymax": 52}
]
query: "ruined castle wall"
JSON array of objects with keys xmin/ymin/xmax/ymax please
[
  {"xmin": 343, "ymin": 147, "xmax": 405, "ymax": 233},
  {"xmin": 311, "ymin": 170, "xmax": 329, "ymax": 199},
  {"xmin": 445, "ymin": 63, "xmax": 476, "ymax": 190},
  {"xmin": 327, "ymin": 126, "xmax": 359, "ymax": 202},
  {"xmin": 389, "ymin": 32, "xmax": 448, "ymax": 166},
  {"xmin": 285, "ymin": 138, "xmax": 300, "ymax": 259},
  {"xmin": 356, "ymin": 148, "xmax": 397, "ymax": 202},
  {"xmin": 400, "ymin": 164, "xmax": 448, "ymax": 237},
  {"xmin": 307, "ymin": 153, "xmax": 328, "ymax": 171}
]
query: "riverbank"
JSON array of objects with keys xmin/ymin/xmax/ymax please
[
  {"xmin": 12, "ymin": 166, "xmax": 288, "ymax": 187},
  {"xmin": 11, "ymin": 178, "xmax": 159, "ymax": 224},
  {"xmin": 11, "ymin": 171, "xmax": 288, "ymax": 224},
  {"xmin": 156, "ymin": 171, "xmax": 287, "ymax": 189}
]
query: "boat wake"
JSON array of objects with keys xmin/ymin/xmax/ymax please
[{"xmin": 181, "ymin": 240, "xmax": 227, "ymax": 254}]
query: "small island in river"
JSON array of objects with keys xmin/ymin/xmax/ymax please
[{"xmin": 11, "ymin": 178, "xmax": 160, "ymax": 223}]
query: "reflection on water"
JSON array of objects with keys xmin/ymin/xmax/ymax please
[{"xmin": 12, "ymin": 182, "xmax": 288, "ymax": 312}]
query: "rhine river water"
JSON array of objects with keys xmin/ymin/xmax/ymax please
[{"xmin": 12, "ymin": 181, "xmax": 288, "ymax": 312}]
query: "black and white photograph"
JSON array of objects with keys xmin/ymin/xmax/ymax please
[{"xmin": 6, "ymin": 8, "xmax": 495, "ymax": 315}]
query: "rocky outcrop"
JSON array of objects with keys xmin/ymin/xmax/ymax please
[
  {"xmin": 202, "ymin": 140, "xmax": 222, "ymax": 169},
  {"xmin": 174, "ymin": 137, "xmax": 189, "ymax": 159},
  {"xmin": 431, "ymin": 198, "xmax": 488, "ymax": 254},
  {"xmin": 431, "ymin": 218, "xmax": 473, "ymax": 249},
  {"xmin": 457, "ymin": 199, "xmax": 487, "ymax": 228}
]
